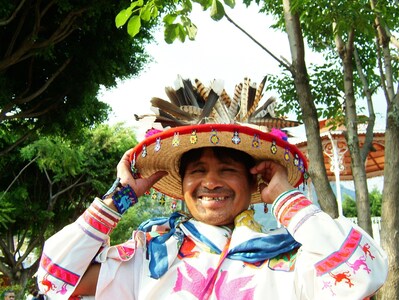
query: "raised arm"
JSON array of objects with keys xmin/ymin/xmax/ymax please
[{"xmin": 37, "ymin": 149, "xmax": 167, "ymax": 299}]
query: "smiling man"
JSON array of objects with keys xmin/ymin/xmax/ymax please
[{"xmin": 36, "ymin": 78, "xmax": 388, "ymax": 299}]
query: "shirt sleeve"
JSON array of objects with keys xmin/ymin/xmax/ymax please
[
  {"xmin": 272, "ymin": 189, "xmax": 388, "ymax": 299},
  {"xmin": 36, "ymin": 198, "xmax": 122, "ymax": 299}
]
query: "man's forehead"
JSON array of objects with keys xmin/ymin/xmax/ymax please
[{"xmin": 187, "ymin": 148, "xmax": 242, "ymax": 164}]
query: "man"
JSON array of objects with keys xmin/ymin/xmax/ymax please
[
  {"xmin": 3, "ymin": 291, "xmax": 15, "ymax": 300},
  {"xmin": 36, "ymin": 78, "xmax": 388, "ymax": 299}
]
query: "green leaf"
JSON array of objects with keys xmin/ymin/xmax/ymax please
[
  {"xmin": 181, "ymin": 16, "xmax": 198, "ymax": 40},
  {"xmin": 177, "ymin": 24, "xmax": 186, "ymax": 42},
  {"xmin": 165, "ymin": 24, "xmax": 187, "ymax": 44},
  {"xmin": 115, "ymin": 9, "xmax": 133, "ymax": 28},
  {"xmin": 223, "ymin": 0, "xmax": 235, "ymax": 9},
  {"xmin": 186, "ymin": 22, "xmax": 198, "ymax": 40},
  {"xmin": 210, "ymin": 0, "xmax": 225, "ymax": 21},
  {"xmin": 140, "ymin": 3, "xmax": 153, "ymax": 21},
  {"xmin": 127, "ymin": 15, "xmax": 141, "ymax": 37},
  {"xmin": 163, "ymin": 13, "xmax": 177, "ymax": 25},
  {"xmin": 194, "ymin": 0, "xmax": 213, "ymax": 10},
  {"xmin": 164, "ymin": 24, "xmax": 178, "ymax": 44}
]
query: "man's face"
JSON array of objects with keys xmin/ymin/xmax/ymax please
[
  {"xmin": 4, "ymin": 292, "xmax": 15, "ymax": 300},
  {"xmin": 182, "ymin": 148, "xmax": 256, "ymax": 226}
]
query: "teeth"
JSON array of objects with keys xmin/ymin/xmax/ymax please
[{"xmin": 201, "ymin": 196, "xmax": 226, "ymax": 202}]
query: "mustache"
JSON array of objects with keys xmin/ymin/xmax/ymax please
[{"xmin": 193, "ymin": 187, "xmax": 234, "ymax": 197}]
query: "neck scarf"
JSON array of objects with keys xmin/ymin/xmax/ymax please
[{"xmin": 138, "ymin": 211, "xmax": 300, "ymax": 279}]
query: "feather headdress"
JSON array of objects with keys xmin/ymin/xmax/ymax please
[{"xmin": 135, "ymin": 75, "xmax": 301, "ymax": 131}]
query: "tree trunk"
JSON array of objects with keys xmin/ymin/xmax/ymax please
[
  {"xmin": 336, "ymin": 30, "xmax": 373, "ymax": 235},
  {"xmin": 282, "ymin": 0, "xmax": 338, "ymax": 217},
  {"xmin": 379, "ymin": 96, "xmax": 399, "ymax": 299}
]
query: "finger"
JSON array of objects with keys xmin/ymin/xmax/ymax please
[{"xmin": 134, "ymin": 171, "xmax": 168, "ymax": 196}]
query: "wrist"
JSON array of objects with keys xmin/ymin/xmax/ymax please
[{"xmin": 102, "ymin": 178, "xmax": 138, "ymax": 214}]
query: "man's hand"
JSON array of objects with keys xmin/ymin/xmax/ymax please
[
  {"xmin": 250, "ymin": 160, "xmax": 294, "ymax": 204},
  {"xmin": 117, "ymin": 149, "xmax": 168, "ymax": 197},
  {"xmin": 102, "ymin": 149, "xmax": 168, "ymax": 211}
]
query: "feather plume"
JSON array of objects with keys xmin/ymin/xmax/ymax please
[
  {"xmin": 180, "ymin": 105, "xmax": 203, "ymax": 117},
  {"xmin": 137, "ymin": 76, "xmax": 301, "ymax": 132},
  {"xmin": 182, "ymin": 78, "xmax": 200, "ymax": 107},
  {"xmin": 220, "ymin": 89, "xmax": 232, "ymax": 108},
  {"xmin": 173, "ymin": 76, "xmax": 189, "ymax": 106},
  {"xmin": 198, "ymin": 79, "xmax": 224, "ymax": 123},
  {"xmin": 213, "ymin": 99, "xmax": 231, "ymax": 123},
  {"xmin": 229, "ymin": 83, "xmax": 241, "ymax": 120},
  {"xmin": 243, "ymin": 76, "xmax": 267, "ymax": 121},
  {"xmin": 239, "ymin": 78, "xmax": 250, "ymax": 120},
  {"xmin": 247, "ymin": 81, "xmax": 257, "ymax": 114},
  {"xmin": 253, "ymin": 96, "xmax": 276, "ymax": 118},
  {"xmin": 248, "ymin": 117, "xmax": 301, "ymax": 129},
  {"xmin": 195, "ymin": 78, "xmax": 209, "ymax": 105},
  {"xmin": 150, "ymin": 97, "xmax": 192, "ymax": 120},
  {"xmin": 164, "ymin": 86, "xmax": 182, "ymax": 107}
]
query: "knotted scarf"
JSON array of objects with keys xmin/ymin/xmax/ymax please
[{"xmin": 138, "ymin": 211, "xmax": 300, "ymax": 279}]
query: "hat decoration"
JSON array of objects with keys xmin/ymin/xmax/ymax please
[{"xmin": 131, "ymin": 76, "xmax": 308, "ymax": 204}]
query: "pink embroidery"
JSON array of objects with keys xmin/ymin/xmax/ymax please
[
  {"xmin": 346, "ymin": 255, "xmax": 371, "ymax": 274},
  {"xmin": 173, "ymin": 261, "xmax": 256, "ymax": 299},
  {"xmin": 322, "ymin": 280, "xmax": 336, "ymax": 297},
  {"xmin": 315, "ymin": 228, "xmax": 362, "ymax": 276},
  {"xmin": 173, "ymin": 261, "xmax": 215, "ymax": 298},
  {"xmin": 116, "ymin": 244, "xmax": 135, "ymax": 260},
  {"xmin": 57, "ymin": 283, "xmax": 68, "ymax": 295},
  {"xmin": 215, "ymin": 270, "xmax": 255, "ymax": 300},
  {"xmin": 40, "ymin": 253, "xmax": 80, "ymax": 286},
  {"xmin": 329, "ymin": 271, "xmax": 354, "ymax": 287}
]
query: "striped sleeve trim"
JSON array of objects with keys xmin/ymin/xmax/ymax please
[
  {"xmin": 40, "ymin": 253, "xmax": 80, "ymax": 286},
  {"xmin": 272, "ymin": 190, "xmax": 312, "ymax": 227},
  {"xmin": 315, "ymin": 228, "xmax": 362, "ymax": 276}
]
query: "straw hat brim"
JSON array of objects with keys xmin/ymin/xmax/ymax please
[{"xmin": 129, "ymin": 124, "xmax": 307, "ymax": 204}]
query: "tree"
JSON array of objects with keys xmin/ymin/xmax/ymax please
[
  {"xmin": 342, "ymin": 188, "xmax": 382, "ymax": 218},
  {"xmin": 0, "ymin": 0, "xmax": 156, "ymax": 152},
  {"xmin": 0, "ymin": 123, "xmax": 137, "ymax": 290},
  {"xmin": 110, "ymin": 193, "xmax": 182, "ymax": 244}
]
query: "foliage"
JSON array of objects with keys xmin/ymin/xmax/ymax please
[
  {"xmin": 110, "ymin": 192, "xmax": 183, "ymax": 244},
  {"xmin": 0, "ymin": 123, "xmax": 137, "ymax": 288},
  {"xmin": 0, "ymin": 282, "xmax": 22, "ymax": 300},
  {"xmin": 342, "ymin": 188, "xmax": 382, "ymax": 217},
  {"xmin": 116, "ymin": 0, "xmax": 235, "ymax": 43},
  {"xmin": 0, "ymin": 0, "xmax": 156, "ymax": 147}
]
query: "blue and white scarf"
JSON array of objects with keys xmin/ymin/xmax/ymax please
[{"xmin": 138, "ymin": 211, "xmax": 300, "ymax": 279}]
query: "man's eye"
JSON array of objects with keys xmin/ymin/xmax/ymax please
[
  {"xmin": 222, "ymin": 168, "xmax": 237, "ymax": 172},
  {"xmin": 190, "ymin": 168, "xmax": 205, "ymax": 174}
]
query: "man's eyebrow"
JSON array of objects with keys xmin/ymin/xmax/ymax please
[{"xmin": 186, "ymin": 160, "xmax": 204, "ymax": 168}]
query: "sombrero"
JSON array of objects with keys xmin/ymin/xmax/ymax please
[{"xmin": 129, "ymin": 76, "xmax": 308, "ymax": 203}]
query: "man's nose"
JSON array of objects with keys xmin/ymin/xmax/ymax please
[{"xmin": 202, "ymin": 170, "xmax": 223, "ymax": 190}]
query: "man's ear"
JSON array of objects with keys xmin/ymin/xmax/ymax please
[{"xmin": 250, "ymin": 174, "xmax": 258, "ymax": 194}]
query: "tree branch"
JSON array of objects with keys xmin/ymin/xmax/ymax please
[
  {"xmin": 0, "ymin": 0, "xmax": 27, "ymax": 26},
  {"xmin": 0, "ymin": 156, "xmax": 38, "ymax": 202},
  {"xmin": 223, "ymin": 12, "xmax": 291, "ymax": 71}
]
